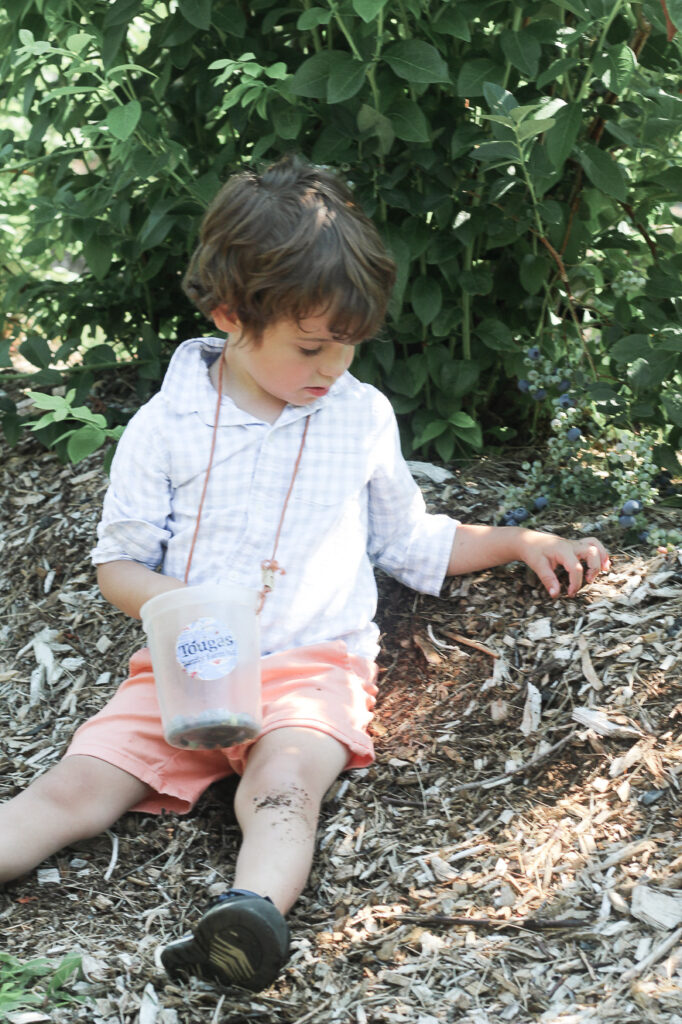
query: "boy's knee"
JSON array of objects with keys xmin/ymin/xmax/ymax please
[{"xmin": 237, "ymin": 754, "xmax": 313, "ymax": 806}]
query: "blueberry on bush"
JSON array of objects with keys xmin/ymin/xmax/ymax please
[
  {"xmin": 527, "ymin": 346, "xmax": 540, "ymax": 360},
  {"xmin": 558, "ymin": 394, "xmax": 575, "ymax": 409},
  {"xmin": 619, "ymin": 514, "xmax": 636, "ymax": 527},
  {"xmin": 512, "ymin": 507, "xmax": 529, "ymax": 522},
  {"xmin": 533, "ymin": 496, "xmax": 549, "ymax": 511},
  {"xmin": 517, "ymin": 379, "xmax": 530, "ymax": 393},
  {"xmin": 531, "ymin": 388, "xmax": 547, "ymax": 401},
  {"xmin": 621, "ymin": 499, "xmax": 642, "ymax": 515},
  {"xmin": 566, "ymin": 427, "xmax": 581, "ymax": 442},
  {"xmin": 558, "ymin": 379, "xmax": 571, "ymax": 393}
]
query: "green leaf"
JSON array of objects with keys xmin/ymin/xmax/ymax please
[
  {"xmin": 83, "ymin": 344, "xmax": 118, "ymax": 369},
  {"xmin": 387, "ymin": 355, "xmax": 428, "ymax": 397},
  {"xmin": 389, "ymin": 99, "xmax": 430, "ymax": 143},
  {"xmin": 352, "ymin": 0, "xmax": 389, "ymax": 22},
  {"xmin": 666, "ymin": 0, "xmax": 682, "ymax": 31},
  {"xmin": 516, "ymin": 117, "xmax": 555, "ymax": 143},
  {"xmin": 483, "ymin": 82, "xmax": 518, "ymax": 116},
  {"xmin": 520, "ymin": 253, "xmax": 548, "ymax": 295},
  {"xmin": 0, "ymin": 339, "xmax": 11, "ymax": 369},
  {"xmin": 179, "ymin": 0, "xmax": 212, "ymax": 30},
  {"xmin": 413, "ymin": 418, "xmax": 449, "ymax": 447},
  {"xmin": 663, "ymin": 393, "xmax": 682, "ymax": 427},
  {"xmin": 105, "ymin": 100, "xmax": 141, "ymax": 140},
  {"xmin": 20, "ymin": 335, "xmax": 52, "ymax": 369},
  {"xmin": 265, "ymin": 62, "xmax": 288, "ymax": 80},
  {"xmin": 435, "ymin": 429, "xmax": 456, "ymax": 462},
  {"xmin": 475, "ymin": 318, "xmax": 516, "ymax": 352},
  {"xmin": 578, "ymin": 144, "xmax": 628, "ymax": 202},
  {"xmin": 450, "ymin": 411, "xmax": 477, "ymax": 429},
  {"xmin": 411, "ymin": 276, "xmax": 442, "ymax": 327},
  {"xmin": 272, "ymin": 104, "xmax": 303, "ymax": 140},
  {"xmin": 653, "ymin": 167, "xmax": 682, "ymax": 194},
  {"xmin": 296, "ymin": 8, "xmax": 332, "ymax": 29},
  {"xmin": 357, "ymin": 105, "xmax": 394, "ymax": 154},
  {"xmin": 103, "ymin": 0, "xmax": 142, "ymax": 29},
  {"xmin": 289, "ymin": 52, "xmax": 332, "ymax": 98},
  {"xmin": 598, "ymin": 42, "xmax": 637, "ymax": 93},
  {"xmin": 460, "ymin": 267, "xmax": 493, "ymax": 295},
  {"xmin": 537, "ymin": 56, "xmax": 580, "ymax": 90},
  {"xmin": 432, "ymin": 6, "xmax": 471, "ymax": 41},
  {"xmin": 83, "ymin": 236, "xmax": 114, "ymax": 281},
  {"xmin": 471, "ymin": 140, "xmax": 518, "ymax": 162},
  {"xmin": 327, "ymin": 53, "xmax": 366, "ymax": 104},
  {"xmin": 500, "ymin": 29, "xmax": 541, "ymax": 79},
  {"xmin": 645, "ymin": 271, "xmax": 682, "ymax": 298},
  {"xmin": 2, "ymin": 412, "xmax": 22, "ymax": 446},
  {"xmin": 609, "ymin": 333, "xmax": 651, "ymax": 363},
  {"xmin": 657, "ymin": 329, "xmax": 682, "ymax": 352},
  {"xmin": 67, "ymin": 425, "xmax": 107, "ymax": 463},
  {"xmin": 545, "ymin": 103, "xmax": 582, "ymax": 170},
  {"xmin": 457, "ymin": 59, "xmax": 503, "ymax": 97},
  {"xmin": 66, "ymin": 32, "xmax": 93, "ymax": 53},
  {"xmin": 451, "ymin": 417, "xmax": 483, "ymax": 448},
  {"xmin": 383, "ymin": 40, "xmax": 450, "ymax": 84}
]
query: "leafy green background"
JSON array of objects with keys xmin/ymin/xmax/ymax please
[{"xmin": 1, "ymin": 0, "xmax": 681, "ymax": 468}]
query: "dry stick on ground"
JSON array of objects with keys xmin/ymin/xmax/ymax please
[
  {"xmin": 387, "ymin": 913, "xmax": 593, "ymax": 933},
  {"xmin": 427, "ymin": 623, "xmax": 499, "ymax": 659},
  {"xmin": 448, "ymin": 730, "xmax": 578, "ymax": 795}
]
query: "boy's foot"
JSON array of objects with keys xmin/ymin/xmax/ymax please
[{"xmin": 160, "ymin": 889, "xmax": 289, "ymax": 991}]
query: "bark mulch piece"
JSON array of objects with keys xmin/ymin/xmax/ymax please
[{"xmin": 1, "ymin": 438, "xmax": 681, "ymax": 1024}]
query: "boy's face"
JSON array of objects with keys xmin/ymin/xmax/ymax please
[{"xmin": 214, "ymin": 311, "xmax": 357, "ymax": 415}]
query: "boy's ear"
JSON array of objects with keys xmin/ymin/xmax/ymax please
[{"xmin": 212, "ymin": 306, "xmax": 241, "ymax": 333}]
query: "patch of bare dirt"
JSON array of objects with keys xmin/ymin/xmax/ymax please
[{"xmin": 1, "ymin": 432, "xmax": 681, "ymax": 1024}]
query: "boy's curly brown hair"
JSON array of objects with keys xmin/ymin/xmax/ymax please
[{"xmin": 182, "ymin": 155, "xmax": 396, "ymax": 344}]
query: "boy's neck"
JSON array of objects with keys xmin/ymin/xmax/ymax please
[{"xmin": 209, "ymin": 358, "xmax": 286, "ymax": 424}]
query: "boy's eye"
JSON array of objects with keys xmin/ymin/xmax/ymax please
[{"xmin": 298, "ymin": 346, "xmax": 322, "ymax": 357}]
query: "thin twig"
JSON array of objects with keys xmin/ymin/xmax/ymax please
[
  {"xmin": 448, "ymin": 730, "xmax": 578, "ymax": 794},
  {"xmin": 103, "ymin": 829, "xmax": 119, "ymax": 881},
  {"xmin": 386, "ymin": 913, "xmax": 592, "ymax": 932},
  {"xmin": 427, "ymin": 624, "xmax": 499, "ymax": 659}
]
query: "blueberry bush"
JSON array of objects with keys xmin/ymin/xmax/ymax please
[{"xmin": 1, "ymin": 0, "xmax": 681, "ymax": 524}]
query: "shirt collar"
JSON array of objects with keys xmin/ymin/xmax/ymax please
[{"xmin": 161, "ymin": 336, "xmax": 352, "ymax": 426}]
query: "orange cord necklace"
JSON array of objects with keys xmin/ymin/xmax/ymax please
[{"xmin": 183, "ymin": 345, "xmax": 310, "ymax": 614}]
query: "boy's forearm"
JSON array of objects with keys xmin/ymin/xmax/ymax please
[
  {"xmin": 447, "ymin": 522, "xmax": 609, "ymax": 599},
  {"xmin": 97, "ymin": 560, "xmax": 185, "ymax": 619},
  {"xmin": 447, "ymin": 523, "xmax": 528, "ymax": 577}
]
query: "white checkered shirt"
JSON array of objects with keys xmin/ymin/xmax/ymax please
[{"xmin": 92, "ymin": 338, "xmax": 458, "ymax": 659}]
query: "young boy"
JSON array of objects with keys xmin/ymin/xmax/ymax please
[{"xmin": 1, "ymin": 155, "xmax": 609, "ymax": 993}]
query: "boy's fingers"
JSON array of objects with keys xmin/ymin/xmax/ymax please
[
  {"xmin": 535, "ymin": 559, "xmax": 565, "ymax": 599},
  {"xmin": 578, "ymin": 539, "xmax": 610, "ymax": 581},
  {"xmin": 551, "ymin": 540, "xmax": 609, "ymax": 596},
  {"xmin": 563, "ymin": 552, "xmax": 585, "ymax": 596}
]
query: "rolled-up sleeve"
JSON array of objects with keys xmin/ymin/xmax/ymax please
[
  {"xmin": 91, "ymin": 402, "xmax": 173, "ymax": 569},
  {"xmin": 367, "ymin": 410, "xmax": 458, "ymax": 595}
]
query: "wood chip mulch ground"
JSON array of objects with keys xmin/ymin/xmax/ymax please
[{"xmin": 1, "ymin": 433, "xmax": 681, "ymax": 1024}]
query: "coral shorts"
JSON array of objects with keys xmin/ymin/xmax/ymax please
[{"xmin": 65, "ymin": 641, "xmax": 378, "ymax": 815}]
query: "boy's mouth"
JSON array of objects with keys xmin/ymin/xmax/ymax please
[{"xmin": 304, "ymin": 387, "xmax": 329, "ymax": 397}]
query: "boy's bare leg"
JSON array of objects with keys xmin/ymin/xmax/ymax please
[
  {"xmin": 232, "ymin": 727, "xmax": 348, "ymax": 913},
  {"xmin": 0, "ymin": 754, "xmax": 152, "ymax": 884}
]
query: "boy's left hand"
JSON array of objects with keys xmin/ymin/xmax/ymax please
[{"xmin": 517, "ymin": 531, "xmax": 610, "ymax": 599}]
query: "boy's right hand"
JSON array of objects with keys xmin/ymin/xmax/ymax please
[{"xmin": 513, "ymin": 529, "xmax": 610, "ymax": 599}]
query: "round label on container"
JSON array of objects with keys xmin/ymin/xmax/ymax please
[{"xmin": 175, "ymin": 617, "xmax": 238, "ymax": 680}]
